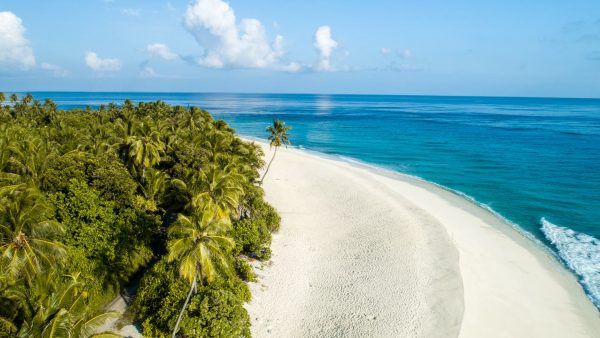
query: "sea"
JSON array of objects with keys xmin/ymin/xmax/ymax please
[{"xmin": 19, "ymin": 92, "xmax": 600, "ymax": 308}]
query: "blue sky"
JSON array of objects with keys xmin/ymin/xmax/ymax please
[{"xmin": 0, "ymin": 0, "xmax": 599, "ymax": 97}]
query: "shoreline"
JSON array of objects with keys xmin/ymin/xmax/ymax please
[
  {"xmin": 243, "ymin": 135, "xmax": 592, "ymax": 299},
  {"xmin": 244, "ymin": 137, "xmax": 600, "ymax": 337}
]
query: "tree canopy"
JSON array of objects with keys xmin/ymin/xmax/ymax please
[{"xmin": 0, "ymin": 93, "xmax": 280, "ymax": 338}]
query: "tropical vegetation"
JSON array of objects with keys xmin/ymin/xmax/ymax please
[{"xmin": 0, "ymin": 93, "xmax": 281, "ymax": 337}]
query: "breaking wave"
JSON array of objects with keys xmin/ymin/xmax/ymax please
[{"xmin": 541, "ymin": 218, "xmax": 600, "ymax": 307}]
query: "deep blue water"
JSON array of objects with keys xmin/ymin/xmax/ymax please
[{"xmin": 18, "ymin": 92, "xmax": 600, "ymax": 307}]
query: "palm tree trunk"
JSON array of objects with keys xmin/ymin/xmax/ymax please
[
  {"xmin": 260, "ymin": 146, "xmax": 278, "ymax": 185},
  {"xmin": 172, "ymin": 275, "xmax": 196, "ymax": 338}
]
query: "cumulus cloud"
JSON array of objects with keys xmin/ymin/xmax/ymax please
[
  {"xmin": 0, "ymin": 11, "xmax": 36, "ymax": 69},
  {"xmin": 183, "ymin": 0, "xmax": 294, "ymax": 69},
  {"xmin": 85, "ymin": 51, "xmax": 122, "ymax": 72},
  {"xmin": 41, "ymin": 62, "xmax": 68, "ymax": 77},
  {"xmin": 146, "ymin": 43, "xmax": 178, "ymax": 60},
  {"xmin": 314, "ymin": 26, "xmax": 338, "ymax": 71}
]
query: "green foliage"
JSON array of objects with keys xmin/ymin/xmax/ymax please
[
  {"xmin": 44, "ymin": 152, "xmax": 137, "ymax": 206},
  {"xmin": 178, "ymin": 287, "xmax": 251, "ymax": 338},
  {"xmin": 0, "ymin": 95, "xmax": 282, "ymax": 337},
  {"xmin": 51, "ymin": 180, "xmax": 121, "ymax": 262},
  {"xmin": 50, "ymin": 180, "xmax": 154, "ymax": 294},
  {"xmin": 234, "ymin": 260, "xmax": 256, "ymax": 282},
  {"xmin": 87, "ymin": 155, "xmax": 137, "ymax": 207},
  {"xmin": 133, "ymin": 259, "xmax": 251, "ymax": 338}
]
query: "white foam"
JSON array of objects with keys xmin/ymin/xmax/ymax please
[{"xmin": 541, "ymin": 218, "xmax": 600, "ymax": 307}]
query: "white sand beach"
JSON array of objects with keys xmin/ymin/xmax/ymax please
[{"xmin": 245, "ymin": 141, "xmax": 600, "ymax": 338}]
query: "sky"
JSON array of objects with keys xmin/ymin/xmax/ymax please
[{"xmin": 0, "ymin": 0, "xmax": 599, "ymax": 97}]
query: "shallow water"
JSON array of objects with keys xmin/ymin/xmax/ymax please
[{"xmin": 21, "ymin": 92, "xmax": 600, "ymax": 307}]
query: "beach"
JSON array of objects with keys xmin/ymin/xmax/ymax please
[{"xmin": 245, "ymin": 140, "xmax": 600, "ymax": 338}]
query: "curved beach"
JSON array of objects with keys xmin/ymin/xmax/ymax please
[{"xmin": 246, "ymin": 141, "xmax": 600, "ymax": 337}]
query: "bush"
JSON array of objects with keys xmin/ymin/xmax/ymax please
[
  {"xmin": 235, "ymin": 259, "xmax": 256, "ymax": 282},
  {"xmin": 50, "ymin": 179, "xmax": 153, "ymax": 287},
  {"xmin": 232, "ymin": 218, "xmax": 271, "ymax": 260},
  {"xmin": 133, "ymin": 259, "xmax": 251, "ymax": 338},
  {"xmin": 179, "ymin": 287, "xmax": 251, "ymax": 338},
  {"xmin": 87, "ymin": 154, "xmax": 137, "ymax": 206}
]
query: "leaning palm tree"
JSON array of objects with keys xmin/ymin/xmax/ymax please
[
  {"xmin": 0, "ymin": 185, "xmax": 65, "ymax": 283},
  {"xmin": 167, "ymin": 212, "xmax": 234, "ymax": 338},
  {"xmin": 260, "ymin": 119, "xmax": 291, "ymax": 184}
]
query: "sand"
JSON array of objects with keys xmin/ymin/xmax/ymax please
[{"xmin": 245, "ymin": 140, "xmax": 600, "ymax": 338}]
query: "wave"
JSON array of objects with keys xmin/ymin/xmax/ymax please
[{"xmin": 541, "ymin": 218, "xmax": 600, "ymax": 307}]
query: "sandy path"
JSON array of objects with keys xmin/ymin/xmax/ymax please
[{"xmin": 246, "ymin": 141, "xmax": 600, "ymax": 338}]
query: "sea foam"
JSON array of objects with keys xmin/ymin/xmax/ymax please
[{"xmin": 541, "ymin": 218, "xmax": 600, "ymax": 307}]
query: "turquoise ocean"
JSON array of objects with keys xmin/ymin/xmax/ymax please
[{"xmin": 23, "ymin": 92, "xmax": 600, "ymax": 308}]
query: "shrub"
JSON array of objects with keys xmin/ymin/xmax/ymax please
[
  {"xmin": 133, "ymin": 259, "xmax": 252, "ymax": 338},
  {"xmin": 235, "ymin": 259, "xmax": 256, "ymax": 282}
]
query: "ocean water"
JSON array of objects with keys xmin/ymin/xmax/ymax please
[{"xmin": 20, "ymin": 92, "xmax": 600, "ymax": 307}]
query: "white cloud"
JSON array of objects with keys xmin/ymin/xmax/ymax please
[
  {"xmin": 121, "ymin": 8, "xmax": 140, "ymax": 16},
  {"xmin": 85, "ymin": 51, "xmax": 122, "ymax": 72},
  {"xmin": 146, "ymin": 43, "xmax": 178, "ymax": 60},
  {"xmin": 380, "ymin": 48, "xmax": 419, "ymax": 72},
  {"xmin": 183, "ymin": 0, "xmax": 294, "ymax": 70},
  {"xmin": 279, "ymin": 62, "xmax": 302, "ymax": 73},
  {"xmin": 314, "ymin": 25, "xmax": 338, "ymax": 71},
  {"xmin": 140, "ymin": 66, "xmax": 157, "ymax": 78},
  {"xmin": 41, "ymin": 62, "xmax": 68, "ymax": 77},
  {"xmin": 0, "ymin": 11, "xmax": 36, "ymax": 69}
]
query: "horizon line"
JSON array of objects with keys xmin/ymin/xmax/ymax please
[{"xmin": 2, "ymin": 90, "xmax": 599, "ymax": 101}]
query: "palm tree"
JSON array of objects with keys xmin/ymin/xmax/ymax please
[
  {"xmin": 136, "ymin": 169, "xmax": 168, "ymax": 213},
  {"xmin": 173, "ymin": 164, "xmax": 245, "ymax": 223},
  {"xmin": 260, "ymin": 119, "xmax": 291, "ymax": 184},
  {"xmin": 125, "ymin": 118, "xmax": 165, "ymax": 180},
  {"xmin": 22, "ymin": 94, "xmax": 33, "ymax": 106},
  {"xmin": 0, "ymin": 92, "xmax": 5, "ymax": 105},
  {"xmin": 16, "ymin": 272, "xmax": 120, "ymax": 338},
  {"xmin": 0, "ymin": 185, "xmax": 65, "ymax": 282},
  {"xmin": 167, "ymin": 212, "xmax": 234, "ymax": 338},
  {"xmin": 7, "ymin": 136, "xmax": 55, "ymax": 188}
]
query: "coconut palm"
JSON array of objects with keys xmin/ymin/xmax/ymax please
[
  {"xmin": 22, "ymin": 94, "xmax": 33, "ymax": 106},
  {"xmin": 0, "ymin": 185, "xmax": 65, "ymax": 282},
  {"xmin": 7, "ymin": 136, "xmax": 56, "ymax": 188},
  {"xmin": 136, "ymin": 169, "xmax": 169, "ymax": 213},
  {"xmin": 167, "ymin": 212, "xmax": 234, "ymax": 338},
  {"xmin": 174, "ymin": 164, "xmax": 245, "ymax": 223},
  {"xmin": 125, "ymin": 118, "xmax": 165, "ymax": 180},
  {"xmin": 260, "ymin": 119, "xmax": 291, "ymax": 184},
  {"xmin": 16, "ymin": 272, "xmax": 120, "ymax": 338}
]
